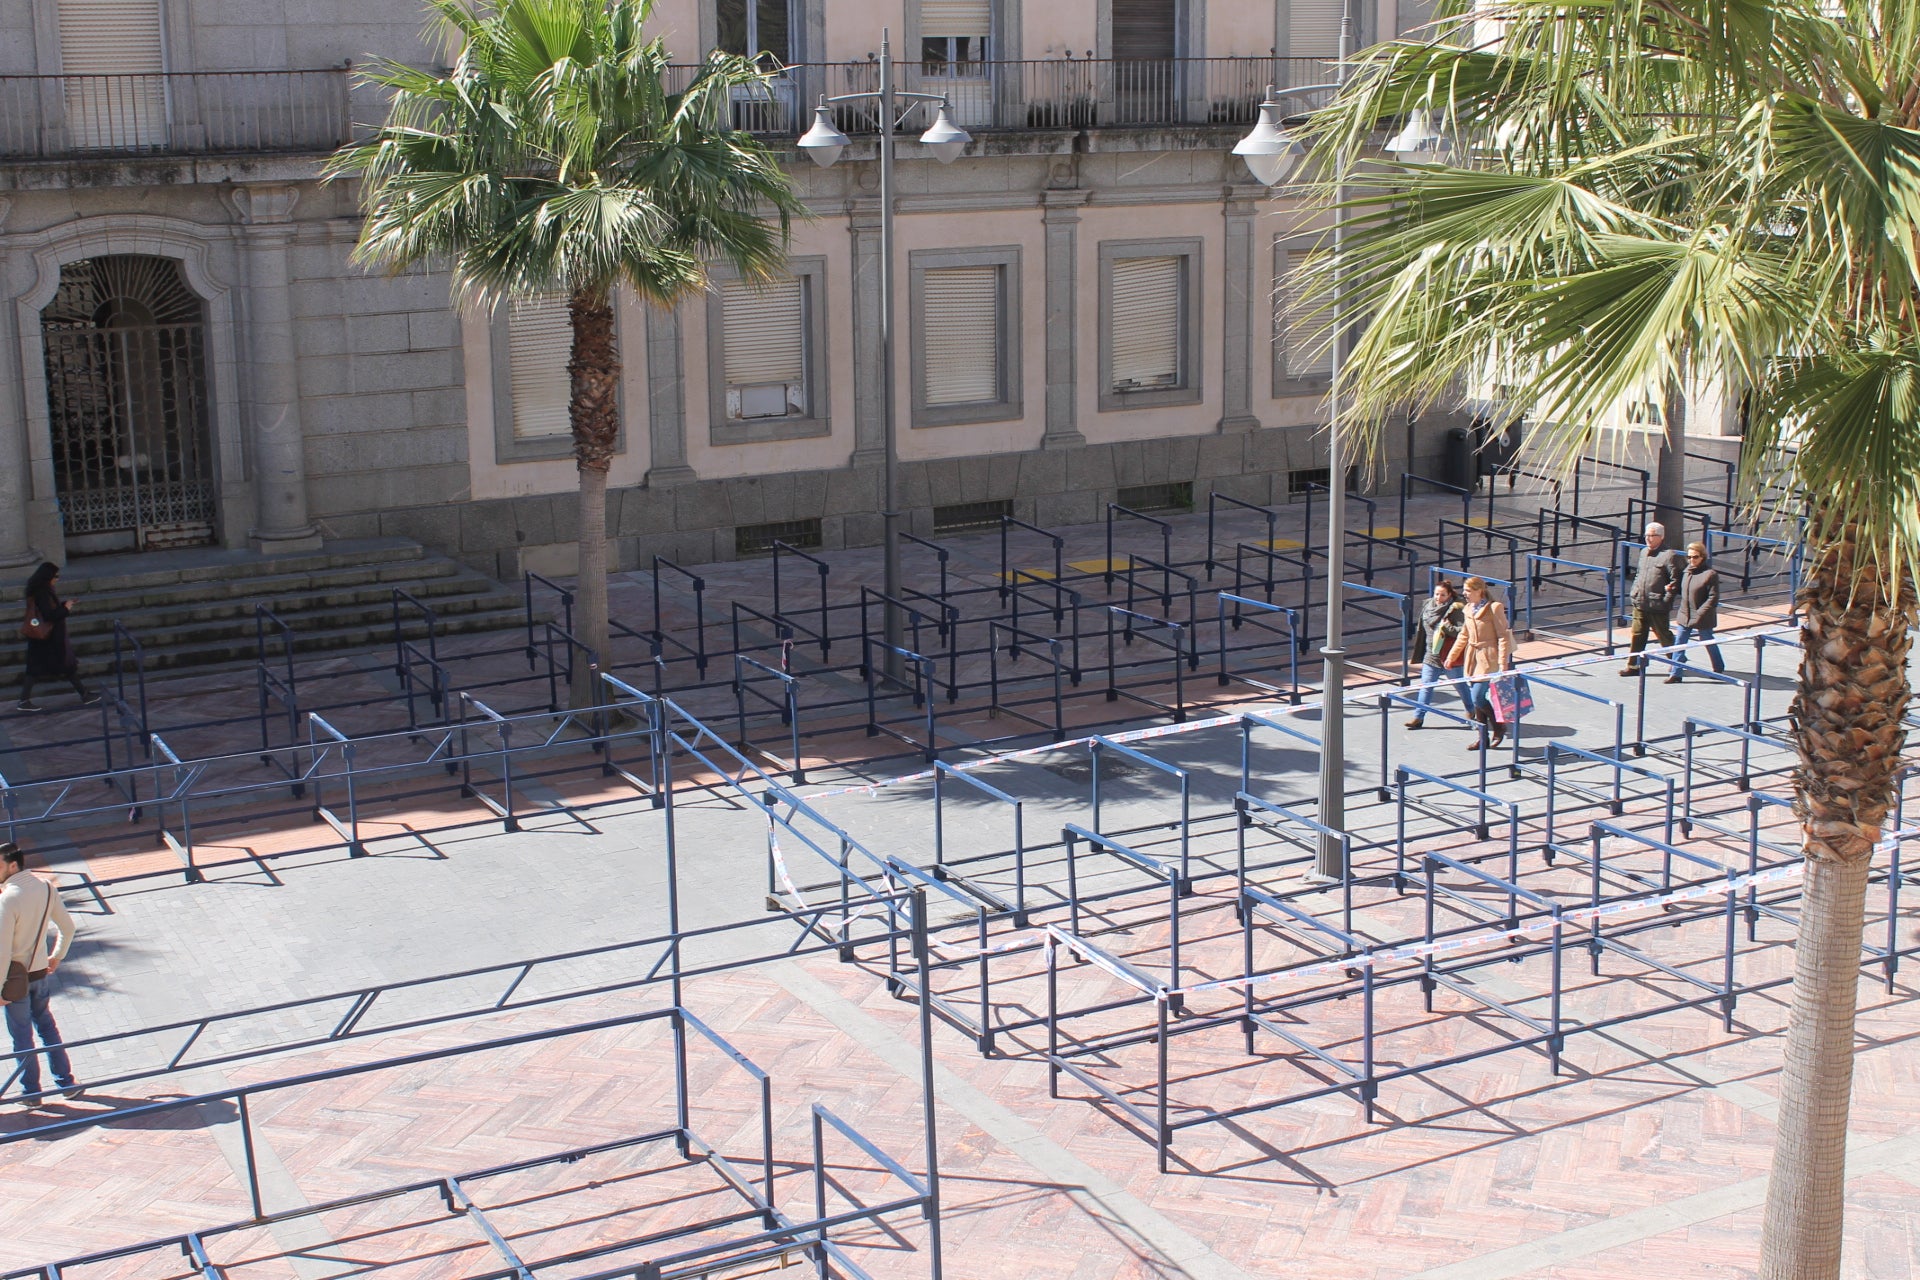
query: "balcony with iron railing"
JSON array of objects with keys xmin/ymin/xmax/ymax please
[
  {"xmin": 687, "ymin": 56, "xmax": 1338, "ymax": 137},
  {"xmin": 0, "ymin": 57, "xmax": 1332, "ymax": 165},
  {"xmin": 0, "ymin": 68, "xmax": 353, "ymax": 162}
]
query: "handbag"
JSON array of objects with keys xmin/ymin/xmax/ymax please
[
  {"xmin": 2, "ymin": 879, "xmax": 54, "ymax": 1004},
  {"xmin": 1488, "ymin": 673, "xmax": 1534, "ymax": 723},
  {"xmin": 20, "ymin": 602, "xmax": 51, "ymax": 642}
]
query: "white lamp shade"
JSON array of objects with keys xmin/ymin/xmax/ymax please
[
  {"xmin": 919, "ymin": 104, "xmax": 972, "ymax": 164},
  {"xmin": 1384, "ymin": 109, "xmax": 1452, "ymax": 156},
  {"xmin": 1233, "ymin": 97, "xmax": 1303, "ymax": 187},
  {"xmin": 797, "ymin": 102, "xmax": 851, "ymax": 168}
]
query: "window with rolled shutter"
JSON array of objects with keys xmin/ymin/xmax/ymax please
[
  {"xmin": 1287, "ymin": 0, "xmax": 1344, "ymax": 58},
  {"xmin": 922, "ymin": 266, "xmax": 1001, "ymax": 406},
  {"xmin": 1279, "ymin": 248, "xmax": 1333, "ymax": 380},
  {"xmin": 723, "ymin": 275, "xmax": 808, "ymax": 419},
  {"xmin": 1109, "ymin": 255, "xmax": 1183, "ymax": 392},
  {"xmin": 1112, "ymin": 0, "xmax": 1178, "ymax": 59},
  {"xmin": 58, "ymin": 0, "xmax": 167, "ymax": 150},
  {"xmin": 509, "ymin": 295, "xmax": 573, "ymax": 439},
  {"xmin": 923, "ymin": 0, "xmax": 991, "ymax": 69}
]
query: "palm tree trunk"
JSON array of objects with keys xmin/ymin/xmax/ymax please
[
  {"xmin": 568, "ymin": 290, "xmax": 619, "ymax": 708},
  {"xmin": 1656, "ymin": 378, "xmax": 1688, "ymax": 536},
  {"xmin": 1759, "ymin": 522, "xmax": 1914, "ymax": 1279}
]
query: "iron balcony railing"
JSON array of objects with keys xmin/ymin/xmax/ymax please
[
  {"xmin": 676, "ymin": 56, "xmax": 1338, "ymax": 137},
  {"xmin": 0, "ymin": 59, "xmax": 1328, "ymax": 162},
  {"xmin": 0, "ymin": 68, "xmax": 352, "ymax": 161}
]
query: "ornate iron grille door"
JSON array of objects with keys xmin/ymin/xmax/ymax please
[{"xmin": 41, "ymin": 256, "xmax": 217, "ymax": 552}]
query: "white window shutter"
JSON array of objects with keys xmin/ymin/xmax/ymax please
[
  {"xmin": 922, "ymin": 266, "xmax": 1000, "ymax": 406},
  {"xmin": 1109, "ymin": 255, "xmax": 1183, "ymax": 392},
  {"xmin": 923, "ymin": 0, "xmax": 992, "ymax": 37},
  {"xmin": 1280, "ymin": 249, "xmax": 1333, "ymax": 379},
  {"xmin": 509, "ymin": 295, "xmax": 573, "ymax": 440},
  {"xmin": 723, "ymin": 275, "xmax": 807, "ymax": 418},
  {"xmin": 58, "ymin": 0, "xmax": 167, "ymax": 149},
  {"xmin": 1288, "ymin": 0, "xmax": 1344, "ymax": 58}
]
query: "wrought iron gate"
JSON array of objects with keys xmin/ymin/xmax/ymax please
[{"xmin": 41, "ymin": 255, "xmax": 217, "ymax": 552}]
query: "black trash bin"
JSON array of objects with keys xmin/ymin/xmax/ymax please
[{"xmin": 1441, "ymin": 427, "xmax": 1475, "ymax": 491}]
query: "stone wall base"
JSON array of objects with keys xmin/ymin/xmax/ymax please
[{"xmin": 317, "ymin": 419, "xmax": 1458, "ymax": 582}]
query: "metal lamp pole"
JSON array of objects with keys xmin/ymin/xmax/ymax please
[
  {"xmin": 1236, "ymin": 23, "xmax": 1448, "ymax": 878},
  {"xmin": 798, "ymin": 34, "xmax": 972, "ymax": 682},
  {"xmin": 1235, "ymin": 57, "xmax": 1351, "ymax": 878}
]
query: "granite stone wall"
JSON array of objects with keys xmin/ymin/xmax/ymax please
[{"xmin": 330, "ymin": 418, "xmax": 1454, "ymax": 581}]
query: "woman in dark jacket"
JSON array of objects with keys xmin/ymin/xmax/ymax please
[
  {"xmin": 1669, "ymin": 542, "xmax": 1724, "ymax": 682},
  {"xmin": 17, "ymin": 563, "xmax": 97, "ymax": 712}
]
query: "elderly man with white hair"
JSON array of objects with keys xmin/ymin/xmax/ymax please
[{"xmin": 1621, "ymin": 521, "xmax": 1683, "ymax": 675}]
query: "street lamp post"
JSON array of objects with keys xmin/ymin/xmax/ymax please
[
  {"xmin": 1235, "ymin": 46, "xmax": 1450, "ymax": 879},
  {"xmin": 798, "ymin": 33, "xmax": 972, "ymax": 680},
  {"xmin": 1233, "ymin": 75, "xmax": 1348, "ymax": 878}
]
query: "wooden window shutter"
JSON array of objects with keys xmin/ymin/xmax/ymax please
[
  {"xmin": 923, "ymin": 0, "xmax": 992, "ymax": 37},
  {"xmin": 722, "ymin": 274, "xmax": 807, "ymax": 418},
  {"xmin": 1109, "ymin": 255, "xmax": 1183, "ymax": 391},
  {"xmin": 57, "ymin": 0, "xmax": 167, "ymax": 149},
  {"xmin": 1280, "ymin": 249, "xmax": 1333, "ymax": 379},
  {"xmin": 922, "ymin": 266, "xmax": 1001, "ymax": 406},
  {"xmin": 509, "ymin": 295, "xmax": 574, "ymax": 440}
]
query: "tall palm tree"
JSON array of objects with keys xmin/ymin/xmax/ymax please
[
  {"xmin": 1295, "ymin": 1, "xmax": 1919, "ymax": 1273},
  {"xmin": 328, "ymin": 0, "xmax": 804, "ymax": 703}
]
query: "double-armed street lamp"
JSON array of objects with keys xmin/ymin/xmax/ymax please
[
  {"xmin": 1232, "ymin": 60, "xmax": 1447, "ymax": 879},
  {"xmin": 797, "ymin": 32, "xmax": 972, "ymax": 679}
]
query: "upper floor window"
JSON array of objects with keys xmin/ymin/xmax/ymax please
[
  {"xmin": 57, "ymin": 0, "xmax": 168, "ymax": 150},
  {"xmin": 706, "ymin": 258, "xmax": 832, "ymax": 446},
  {"xmin": 720, "ymin": 274, "xmax": 809, "ymax": 421},
  {"xmin": 922, "ymin": 0, "xmax": 990, "ymax": 74},
  {"xmin": 717, "ymin": 0, "xmax": 792, "ymax": 67},
  {"xmin": 1098, "ymin": 239, "xmax": 1203, "ymax": 412},
  {"xmin": 910, "ymin": 246, "xmax": 1023, "ymax": 427},
  {"xmin": 1112, "ymin": 0, "xmax": 1178, "ymax": 60},
  {"xmin": 508, "ymin": 295, "xmax": 573, "ymax": 441},
  {"xmin": 1275, "ymin": 245, "xmax": 1333, "ymax": 388},
  {"xmin": 1110, "ymin": 255, "xmax": 1183, "ymax": 391}
]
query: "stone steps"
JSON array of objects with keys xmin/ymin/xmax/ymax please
[{"xmin": 29, "ymin": 539, "xmax": 532, "ymax": 675}]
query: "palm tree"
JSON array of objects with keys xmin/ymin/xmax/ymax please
[
  {"xmin": 1294, "ymin": 2, "xmax": 1919, "ymax": 1274},
  {"xmin": 327, "ymin": 0, "xmax": 804, "ymax": 703}
]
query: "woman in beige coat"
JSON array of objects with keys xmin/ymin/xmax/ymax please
[{"xmin": 1443, "ymin": 576, "xmax": 1514, "ymax": 749}]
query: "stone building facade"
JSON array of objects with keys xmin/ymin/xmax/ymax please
[{"xmin": 0, "ymin": 0, "xmax": 1448, "ymax": 579}]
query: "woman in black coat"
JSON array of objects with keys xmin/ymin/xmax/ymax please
[{"xmin": 17, "ymin": 562, "xmax": 97, "ymax": 712}]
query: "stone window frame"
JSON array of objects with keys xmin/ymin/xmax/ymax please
[
  {"xmin": 1097, "ymin": 237, "xmax": 1204, "ymax": 414},
  {"xmin": 488, "ymin": 300, "xmax": 626, "ymax": 464},
  {"xmin": 705, "ymin": 255, "xmax": 832, "ymax": 447},
  {"xmin": 1271, "ymin": 235, "xmax": 1334, "ymax": 397},
  {"xmin": 909, "ymin": 244, "xmax": 1023, "ymax": 429}
]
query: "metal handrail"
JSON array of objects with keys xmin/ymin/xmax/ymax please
[{"xmin": 0, "ymin": 68, "xmax": 352, "ymax": 160}]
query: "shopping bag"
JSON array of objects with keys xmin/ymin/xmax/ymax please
[{"xmin": 1488, "ymin": 673, "xmax": 1533, "ymax": 722}]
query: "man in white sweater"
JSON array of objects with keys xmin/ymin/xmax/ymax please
[{"xmin": 0, "ymin": 842, "xmax": 77, "ymax": 1101}]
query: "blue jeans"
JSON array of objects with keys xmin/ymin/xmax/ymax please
[
  {"xmin": 1413, "ymin": 661, "xmax": 1468, "ymax": 719},
  {"xmin": 1674, "ymin": 625, "xmax": 1725, "ymax": 673},
  {"xmin": 5, "ymin": 978, "xmax": 74, "ymax": 1095}
]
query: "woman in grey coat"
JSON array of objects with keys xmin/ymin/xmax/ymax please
[{"xmin": 1669, "ymin": 541, "xmax": 1724, "ymax": 682}]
